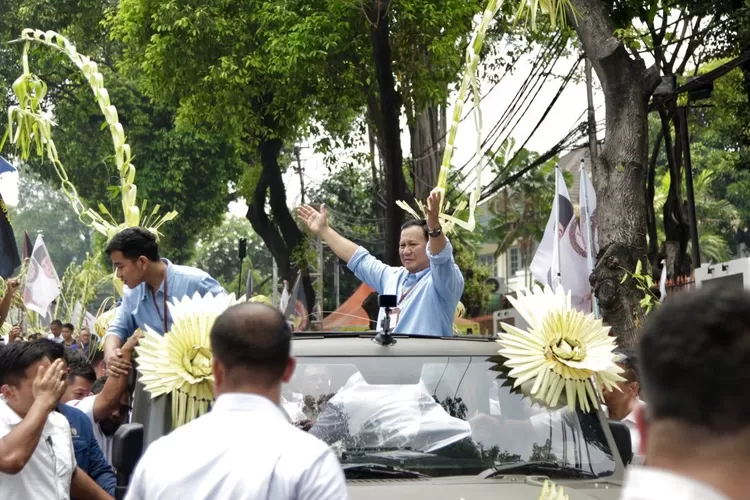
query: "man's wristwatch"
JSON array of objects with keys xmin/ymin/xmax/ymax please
[{"xmin": 428, "ymin": 225, "xmax": 443, "ymax": 238}]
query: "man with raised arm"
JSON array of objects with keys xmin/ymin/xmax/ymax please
[{"xmin": 298, "ymin": 190, "xmax": 464, "ymax": 337}]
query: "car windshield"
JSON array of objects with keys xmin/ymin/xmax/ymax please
[{"xmin": 283, "ymin": 355, "xmax": 616, "ymax": 479}]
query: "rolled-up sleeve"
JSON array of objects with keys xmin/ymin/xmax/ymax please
[
  {"xmin": 104, "ymin": 304, "xmax": 135, "ymax": 343},
  {"xmin": 427, "ymin": 238, "xmax": 464, "ymax": 304},
  {"xmin": 199, "ymin": 275, "xmax": 226, "ymax": 297},
  {"xmin": 346, "ymin": 247, "xmax": 392, "ymax": 294}
]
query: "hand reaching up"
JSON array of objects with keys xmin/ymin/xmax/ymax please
[{"xmin": 297, "ymin": 204, "xmax": 329, "ymax": 235}]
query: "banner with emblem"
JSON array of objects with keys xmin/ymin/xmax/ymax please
[
  {"xmin": 23, "ymin": 235, "xmax": 61, "ymax": 315},
  {"xmin": 559, "ymin": 165, "xmax": 598, "ymax": 313}
]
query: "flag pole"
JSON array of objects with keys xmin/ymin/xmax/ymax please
[
  {"xmin": 580, "ymin": 159, "xmax": 601, "ymax": 318},
  {"xmin": 553, "ymin": 165, "xmax": 562, "ymax": 288}
]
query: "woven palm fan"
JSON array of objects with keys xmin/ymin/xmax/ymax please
[
  {"xmin": 135, "ymin": 292, "xmax": 243, "ymax": 429},
  {"xmin": 497, "ymin": 285, "xmax": 624, "ymax": 412}
]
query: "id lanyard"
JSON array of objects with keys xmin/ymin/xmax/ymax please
[
  {"xmin": 151, "ymin": 271, "xmax": 169, "ymax": 333},
  {"xmin": 391, "ymin": 271, "xmax": 429, "ymax": 326}
]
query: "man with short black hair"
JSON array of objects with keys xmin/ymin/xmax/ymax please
[
  {"xmin": 49, "ymin": 319, "xmax": 64, "ymax": 343},
  {"xmin": 298, "ymin": 190, "xmax": 463, "ymax": 337},
  {"xmin": 61, "ymin": 322, "xmax": 76, "ymax": 349},
  {"xmin": 622, "ymin": 287, "xmax": 750, "ymax": 500},
  {"xmin": 36, "ymin": 340, "xmax": 116, "ymax": 497},
  {"xmin": 64, "ymin": 351, "xmax": 97, "ymax": 402},
  {"xmin": 68, "ymin": 333, "xmax": 140, "ymax": 467},
  {"xmin": 126, "ymin": 303, "xmax": 347, "ymax": 500},
  {"xmin": 0, "ymin": 341, "xmax": 111, "ymax": 499},
  {"xmin": 102, "ymin": 227, "xmax": 224, "ymax": 377},
  {"xmin": 603, "ymin": 348, "xmax": 645, "ymax": 464}
]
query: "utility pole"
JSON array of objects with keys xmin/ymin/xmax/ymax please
[
  {"xmin": 272, "ymin": 259, "xmax": 279, "ymax": 304},
  {"xmin": 334, "ymin": 260, "xmax": 340, "ymax": 310},
  {"xmin": 309, "ymin": 237, "xmax": 324, "ymax": 329},
  {"xmin": 584, "ymin": 57, "xmax": 598, "ymax": 164},
  {"xmin": 294, "ymin": 145, "xmax": 305, "ymax": 204}
]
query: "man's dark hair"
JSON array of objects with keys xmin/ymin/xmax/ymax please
[
  {"xmin": 67, "ymin": 350, "xmax": 96, "ymax": 383},
  {"xmin": 105, "ymin": 227, "xmax": 160, "ymax": 262},
  {"xmin": 51, "ymin": 319, "xmax": 63, "ymax": 327},
  {"xmin": 0, "ymin": 342, "xmax": 49, "ymax": 386},
  {"xmin": 614, "ymin": 348, "xmax": 640, "ymax": 384},
  {"xmin": 33, "ymin": 339, "xmax": 68, "ymax": 364},
  {"xmin": 62, "ymin": 323, "xmax": 74, "ymax": 331},
  {"xmin": 639, "ymin": 287, "xmax": 750, "ymax": 434},
  {"xmin": 210, "ymin": 303, "xmax": 292, "ymax": 384},
  {"xmin": 92, "ymin": 376, "xmax": 107, "ymax": 395},
  {"xmin": 400, "ymin": 219, "xmax": 428, "ymax": 240},
  {"xmin": 91, "ymin": 349, "xmax": 104, "ymax": 366}
]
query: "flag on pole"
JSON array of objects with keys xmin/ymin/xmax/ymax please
[
  {"xmin": 530, "ymin": 166, "xmax": 573, "ymax": 289},
  {"xmin": 283, "ymin": 272, "xmax": 309, "ymax": 331},
  {"xmin": 279, "ymin": 280, "xmax": 290, "ymax": 313},
  {"xmin": 0, "ymin": 190, "xmax": 21, "ymax": 278},
  {"xmin": 22, "ymin": 231, "xmax": 32, "ymax": 261},
  {"xmin": 0, "ymin": 156, "xmax": 16, "ymax": 175},
  {"xmin": 558, "ymin": 165, "xmax": 599, "ymax": 312},
  {"xmin": 23, "ymin": 235, "xmax": 61, "ymax": 315}
]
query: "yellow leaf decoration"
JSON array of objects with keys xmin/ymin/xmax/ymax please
[
  {"xmin": 498, "ymin": 285, "xmax": 624, "ymax": 412},
  {"xmin": 539, "ymin": 479, "xmax": 569, "ymax": 500},
  {"xmin": 135, "ymin": 292, "xmax": 244, "ymax": 429}
]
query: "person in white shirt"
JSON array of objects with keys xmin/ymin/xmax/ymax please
[
  {"xmin": 623, "ymin": 287, "xmax": 750, "ymax": 500},
  {"xmin": 66, "ymin": 332, "xmax": 140, "ymax": 466},
  {"xmin": 49, "ymin": 319, "xmax": 65, "ymax": 343},
  {"xmin": 126, "ymin": 302, "xmax": 348, "ymax": 500},
  {"xmin": 0, "ymin": 341, "xmax": 111, "ymax": 499},
  {"xmin": 602, "ymin": 348, "xmax": 645, "ymax": 465}
]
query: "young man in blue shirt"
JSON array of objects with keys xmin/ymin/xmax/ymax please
[
  {"xmin": 298, "ymin": 190, "xmax": 464, "ymax": 337},
  {"xmin": 102, "ymin": 227, "xmax": 225, "ymax": 377}
]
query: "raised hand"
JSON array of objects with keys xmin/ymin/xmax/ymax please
[
  {"xmin": 5, "ymin": 278, "xmax": 20, "ymax": 294},
  {"xmin": 297, "ymin": 204, "xmax": 329, "ymax": 235},
  {"xmin": 426, "ymin": 189, "xmax": 443, "ymax": 229},
  {"xmin": 33, "ymin": 359, "xmax": 67, "ymax": 412}
]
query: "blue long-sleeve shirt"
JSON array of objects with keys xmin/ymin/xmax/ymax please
[
  {"xmin": 347, "ymin": 238, "xmax": 464, "ymax": 337},
  {"xmin": 104, "ymin": 258, "xmax": 225, "ymax": 341},
  {"xmin": 56, "ymin": 403, "xmax": 116, "ymax": 496}
]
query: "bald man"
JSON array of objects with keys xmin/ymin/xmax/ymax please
[{"xmin": 126, "ymin": 303, "xmax": 348, "ymax": 500}]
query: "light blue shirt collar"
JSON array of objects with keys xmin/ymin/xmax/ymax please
[{"xmin": 139, "ymin": 258, "xmax": 173, "ymax": 302}]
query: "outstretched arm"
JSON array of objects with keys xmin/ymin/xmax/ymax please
[
  {"xmin": 0, "ymin": 279, "xmax": 19, "ymax": 329},
  {"xmin": 297, "ymin": 204, "xmax": 358, "ymax": 263}
]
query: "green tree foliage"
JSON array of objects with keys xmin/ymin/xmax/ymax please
[
  {"xmin": 0, "ymin": 0, "xmax": 242, "ymax": 263},
  {"xmin": 191, "ymin": 216, "xmax": 273, "ymax": 296}
]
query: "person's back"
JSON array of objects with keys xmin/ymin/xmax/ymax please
[
  {"xmin": 130, "ymin": 393, "xmax": 342, "ymax": 499},
  {"xmin": 623, "ymin": 287, "xmax": 750, "ymax": 500},
  {"xmin": 126, "ymin": 302, "xmax": 347, "ymax": 500}
]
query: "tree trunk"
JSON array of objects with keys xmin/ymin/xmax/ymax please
[
  {"xmin": 410, "ymin": 104, "xmax": 445, "ymax": 201},
  {"xmin": 646, "ymin": 128, "xmax": 663, "ymax": 273},
  {"xmin": 658, "ymin": 107, "xmax": 692, "ymax": 281},
  {"xmin": 570, "ymin": 0, "xmax": 661, "ymax": 347},
  {"xmin": 245, "ymin": 139, "xmax": 315, "ymax": 315},
  {"xmin": 366, "ymin": 0, "xmax": 407, "ymax": 265}
]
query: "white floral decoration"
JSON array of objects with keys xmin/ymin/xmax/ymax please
[
  {"xmin": 497, "ymin": 285, "xmax": 624, "ymax": 412},
  {"xmin": 135, "ymin": 292, "xmax": 243, "ymax": 428}
]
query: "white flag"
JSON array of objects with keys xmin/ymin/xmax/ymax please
[
  {"xmin": 558, "ymin": 166, "xmax": 599, "ymax": 312},
  {"xmin": 279, "ymin": 280, "xmax": 290, "ymax": 313},
  {"xmin": 530, "ymin": 167, "xmax": 573, "ymax": 288},
  {"xmin": 659, "ymin": 259, "xmax": 667, "ymax": 301},
  {"xmin": 22, "ymin": 235, "xmax": 61, "ymax": 315}
]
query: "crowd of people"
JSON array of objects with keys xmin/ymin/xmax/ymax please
[{"xmin": 0, "ymin": 217, "xmax": 747, "ymax": 499}]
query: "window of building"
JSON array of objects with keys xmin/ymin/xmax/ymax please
[
  {"xmin": 509, "ymin": 247, "xmax": 522, "ymax": 275},
  {"xmin": 478, "ymin": 254, "xmax": 495, "ymax": 269}
]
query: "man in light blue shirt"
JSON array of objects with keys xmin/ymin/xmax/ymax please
[
  {"xmin": 102, "ymin": 227, "xmax": 225, "ymax": 377},
  {"xmin": 298, "ymin": 190, "xmax": 463, "ymax": 337}
]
